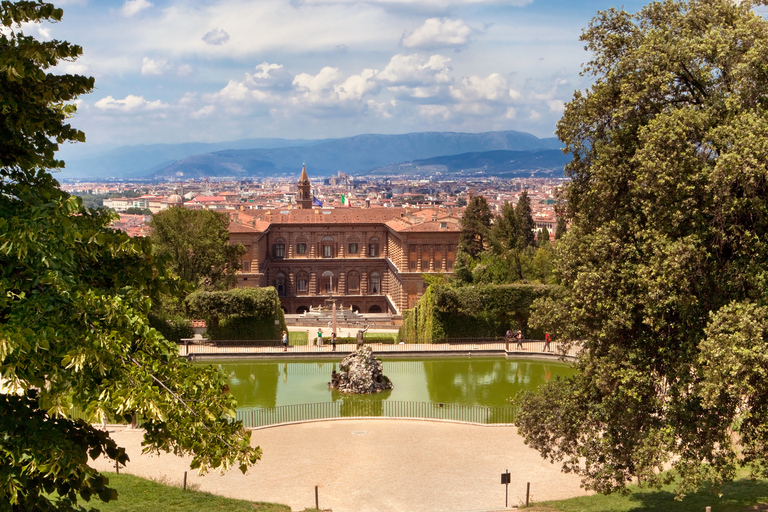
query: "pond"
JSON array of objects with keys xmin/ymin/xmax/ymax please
[{"xmin": 209, "ymin": 357, "xmax": 575, "ymax": 411}]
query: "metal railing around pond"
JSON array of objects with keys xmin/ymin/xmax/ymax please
[
  {"xmin": 180, "ymin": 338, "xmax": 580, "ymax": 359},
  {"xmin": 235, "ymin": 400, "xmax": 517, "ymax": 428}
]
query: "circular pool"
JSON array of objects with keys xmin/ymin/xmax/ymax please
[{"xmin": 211, "ymin": 357, "xmax": 574, "ymax": 410}]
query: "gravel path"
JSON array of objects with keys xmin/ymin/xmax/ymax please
[{"xmin": 91, "ymin": 419, "xmax": 589, "ymax": 512}]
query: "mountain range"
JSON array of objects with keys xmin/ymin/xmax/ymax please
[{"xmin": 58, "ymin": 130, "xmax": 568, "ymax": 180}]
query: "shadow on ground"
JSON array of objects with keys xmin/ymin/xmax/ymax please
[{"xmin": 534, "ymin": 476, "xmax": 768, "ymax": 512}]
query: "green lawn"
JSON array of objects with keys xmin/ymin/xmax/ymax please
[
  {"xmin": 76, "ymin": 473, "xmax": 322, "ymax": 512},
  {"xmin": 529, "ymin": 469, "xmax": 768, "ymax": 511},
  {"xmin": 289, "ymin": 330, "xmax": 309, "ymax": 345}
]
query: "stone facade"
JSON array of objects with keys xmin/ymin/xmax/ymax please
[{"xmin": 228, "ymin": 170, "xmax": 461, "ymax": 315}]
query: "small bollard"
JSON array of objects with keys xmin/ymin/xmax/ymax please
[
  {"xmin": 183, "ymin": 471, "xmax": 187, "ymax": 490},
  {"xmin": 115, "ymin": 459, "xmax": 119, "ymax": 474},
  {"xmin": 706, "ymin": 507, "xmax": 711, "ymax": 512},
  {"xmin": 526, "ymin": 482, "xmax": 530, "ymax": 507},
  {"xmin": 315, "ymin": 485, "xmax": 319, "ymax": 510}
]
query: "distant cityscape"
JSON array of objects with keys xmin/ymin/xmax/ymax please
[{"xmin": 61, "ymin": 173, "xmax": 567, "ymax": 240}]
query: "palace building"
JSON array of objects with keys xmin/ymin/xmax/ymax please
[{"xmin": 228, "ymin": 166, "xmax": 461, "ymax": 316}]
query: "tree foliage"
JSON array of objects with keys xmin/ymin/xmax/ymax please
[
  {"xmin": 149, "ymin": 207, "xmax": 245, "ymax": 290},
  {"xmin": 187, "ymin": 288, "xmax": 287, "ymax": 341},
  {"xmin": 458, "ymin": 195, "xmax": 492, "ymax": 259},
  {"xmin": 0, "ymin": 3, "xmax": 260, "ymax": 510},
  {"xmin": 515, "ymin": 190, "xmax": 536, "ymax": 248},
  {"xmin": 517, "ymin": 0, "xmax": 768, "ymax": 497}
]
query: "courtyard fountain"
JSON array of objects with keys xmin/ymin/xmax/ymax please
[{"xmin": 329, "ymin": 345, "xmax": 393, "ymax": 394}]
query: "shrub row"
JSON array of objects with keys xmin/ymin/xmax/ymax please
[{"xmin": 400, "ymin": 283, "xmax": 559, "ymax": 343}]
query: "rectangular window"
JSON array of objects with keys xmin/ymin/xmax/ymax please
[
  {"xmin": 447, "ymin": 259, "xmax": 454, "ymax": 271},
  {"xmin": 409, "ymin": 260, "xmax": 417, "ymax": 271},
  {"xmin": 298, "ymin": 279, "xmax": 307, "ymax": 292},
  {"xmin": 348, "ymin": 243, "xmax": 358, "ymax": 254},
  {"xmin": 273, "ymin": 244, "xmax": 285, "ymax": 258},
  {"xmin": 242, "ymin": 261, "xmax": 250, "ymax": 272},
  {"xmin": 368, "ymin": 243, "xmax": 378, "ymax": 257},
  {"xmin": 323, "ymin": 245, "xmax": 333, "ymax": 258},
  {"xmin": 297, "ymin": 243, "xmax": 307, "ymax": 254}
]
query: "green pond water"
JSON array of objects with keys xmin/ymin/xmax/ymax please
[{"xmin": 209, "ymin": 357, "xmax": 575, "ymax": 410}]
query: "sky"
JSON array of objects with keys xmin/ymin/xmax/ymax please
[{"xmin": 34, "ymin": 0, "xmax": 649, "ymax": 150}]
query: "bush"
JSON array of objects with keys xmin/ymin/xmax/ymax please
[
  {"xmin": 187, "ymin": 287, "xmax": 287, "ymax": 340},
  {"xmin": 399, "ymin": 283, "xmax": 558, "ymax": 342},
  {"xmin": 147, "ymin": 312, "xmax": 194, "ymax": 342}
]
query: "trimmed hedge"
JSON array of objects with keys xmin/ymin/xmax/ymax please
[
  {"xmin": 187, "ymin": 287, "xmax": 287, "ymax": 340},
  {"xmin": 399, "ymin": 283, "xmax": 559, "ymax": 343},
  {"xmin": 147, "ymin": 312, "xmax": 194, "ymax": 343}
]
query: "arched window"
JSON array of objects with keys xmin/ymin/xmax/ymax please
[
  {"xmin": 276, "ymin": 273, "xmax": 286, "ymax": 296},
  {"xmin": 296, "ymin": 236, "xmax": 308, "ymax": 256},
  {"xmin": 296, "ymin": 271, "xmax": 309, "ymax": 295},
  {"xmin": 347, "ymin": 236, "xmax": 359, "ymax": 255},
  {"xmin": 273, "ymin": 238, "xmax": 286, "ymax": 258},
  {"xmin": 320, "ymin": 270, "xmax": 335, "ymax": 294},
  {"xmin": 347, "ymin": 271, "xmax": 360, "ymax": 293},
  {"xmin": 368, "ymin": 305, "xmax": 382, "ymax": 313},
  {"xmin": 368, "ymin": 237, "xmax": 379, "ymax": 257},
  {"xmin": 370, "ymin": 272, "xmax": 380, "ymax": 294},
  {"xmin": 321, "ymin": 236, "xmax": 334, "ymax": 258}
]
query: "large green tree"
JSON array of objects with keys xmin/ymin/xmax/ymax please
[
  {"xmin": 517, "ymin": 0, "xmax": 768, "ymax": 497},
  {"xmin": 515, "ymin": 190, "xmax": 536, "ymax": 248},
  {"xmin": 457, "ymin": 195, "xmax": 492, "ymax": 259},
  {"xmin": 150, "ymin": 207, "xmax": 245, "ymax": 290},
  {"xmin": 0, "ymin": 3, "xmax": 260, "ymax": 510}
]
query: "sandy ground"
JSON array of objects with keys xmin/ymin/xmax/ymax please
[{"xmin": 91, "ymin": 419, "xmax": 589, "ymax": 512}]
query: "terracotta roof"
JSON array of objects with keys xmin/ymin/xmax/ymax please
[
  {"xmin": 229, "ymin": 221, "xmax": 269, "ymax": 233},
  {"xmin": 190, "ymin": 196, "xmax": 227, "ymax": 202},
  {"xmin": 237, "ymin": 207, "xmax": 411, "ymax": 225}
]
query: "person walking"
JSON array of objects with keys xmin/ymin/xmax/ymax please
[
  {"xmin": 543, "ymin": 332, "xmax": 551, "ymax": 352},
  {"xmin": 317, "ymin": 328, "xmax": 323, "ymax": 347},
  {"xmin": 282, "ymin": 330, "xmax": 288, "ymax": 352},
  {"xmin": 331, "ymin": 331, "xmax": 337, "ymax": 352},
  {"xmin": 515, "ymin": 330, "xmax": 524, "ymax": 350}
]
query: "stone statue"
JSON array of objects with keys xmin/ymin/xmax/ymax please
[{"xmin": 329, "ymin": 345, "xmax": 392, "ymax": 394}]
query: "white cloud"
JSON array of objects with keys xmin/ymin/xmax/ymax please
[
  {"xmin": 378, "ymin": 53, "xmax": 452, "ymax": 86},
  {"xmin": 176, "ymin": 64, "xmax": 195, "ymax": 76},
  {"xmin": 141, "ymin": 57, "xmax": 167, "ymax": 76},
  {"xmin": 450, "ymin": 73, "xmax": 509, "ymax": 102},
  {"xmin": 546, "ymin": 99, "xmax": 565, "ymax": 112},
  {"xmin": 293, "ymin": 67, "xmax": 345, "ymax": 104},
  {"xmin": 94, "ymin": 95, "xmax": 168, "ymax": 112},
  {"xmin": 417, "ymin": 104, "xmax": 451, "ymax": 119},
  {"xmin": 337, "ymin": 69, "xmax": 379, "ymax": 100},
  {"xmin": 244, "ymin": 62, "xmax": 294, "ymax": 90},
  {"xmin": 203, "ymin": 28, "xmax": 230, "ymax": 45},
  {"xmin": 191, "ymin": 105, "xmax": 216, "ymax": 118},
  {"xmin": 121, "ymin": 0, "xmax": 153, "ymax": 17},
  {"xmin": 402, "ymin": 18, "xmax": 474, "ymax": 49},
  {"xmin": 65, "ymin": 63, "xmax": 90, "ymax": 75}
]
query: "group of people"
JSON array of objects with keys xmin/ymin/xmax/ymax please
[
  {"xmin": 281, "ymin": 329, "xmax": 338, "ymax": 351},
  {"xmin": 505, "ymin": 329, "xmax": 553, "ymax": 352}
]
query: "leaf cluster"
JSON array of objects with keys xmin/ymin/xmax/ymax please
[
  {"xmin": 149, "ymin": 208, "xmax": 245, "ymax": 290},
  {"xmin": 517, "ymin": 0, "xmax": 768, "ymax": 498},
  {"xmin": 0, "ymin": 3, "xmax": 261, "ymax": 509}
]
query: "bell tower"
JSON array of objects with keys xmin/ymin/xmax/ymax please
[{"xmin": 297, "ymin": 164, "xmax": 312, "ymax": 209}]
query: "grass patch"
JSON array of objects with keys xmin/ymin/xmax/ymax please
[
  {"xmin": 289, "ymin": 331, "xmax": 309, "ymax": 346},
  {"xmin": 527, "ymin": 469, "xmax": 768, "ymax": 511},
  {"xmin": 78, "ymin": 473, "xmax": 324, "ymax": 512}
]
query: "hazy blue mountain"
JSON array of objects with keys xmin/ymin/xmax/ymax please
[
  {"xmin": 58, "ymin": 137, "xmax": 316, "ymax": 179},
  {"xmin": 57, "ymin": 130, "xmax": 564, "ymax": 179},
  {"xmin": 153, "ymin": 130, "xmax": 563, "ymax": 179},
  {"xmin": 369, "ymin": 149, "xmax": 569, "ymax": 178}
]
